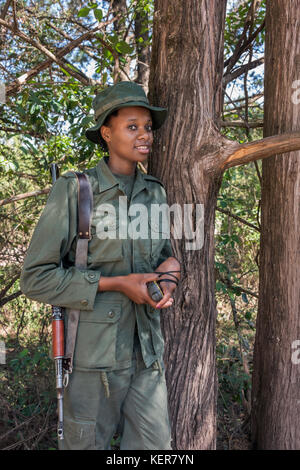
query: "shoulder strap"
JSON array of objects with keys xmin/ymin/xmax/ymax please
[
  {"xmin": 75, "ymin": 172, "xmax": 93, "ymax": 241},
  {"xmin": 63, "ymin": 171, "xmax": 93, "ymax": 374}
]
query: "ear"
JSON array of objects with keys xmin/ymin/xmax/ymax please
[{"xmin": 100, "ymin": 125, "xmax": 111, "ymax": 143}]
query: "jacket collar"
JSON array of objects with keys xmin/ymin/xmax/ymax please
[{"xmin": 96, "ymin": 156, "xmax": 148, "ymax": 197}]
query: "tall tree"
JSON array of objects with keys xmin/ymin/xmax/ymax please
[
  {"xmin": 251, "ymin": 0, "xmax": 300, "ymax": 449},
  {"xmin": 149, "ymin": 0, "xmax": 300, "ymax": 449}
]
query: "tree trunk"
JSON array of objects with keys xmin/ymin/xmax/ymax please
[
  {"xmin": 148, "ymin": 0, "xmax": 226, "ymax": 449},
  {"xmin": 134, "ymin": 5, "xmax": 150, "ymax": 90},
  {"xmin": 251, "ymin": 0, "xmax": 300, "ymax": 449}
]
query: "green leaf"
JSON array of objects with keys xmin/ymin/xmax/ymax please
[
  {"xmin": 93, "ymin": 9, "xmax": 103, "ymax": 21},
  {"xmin": 245, "ymin": 311, "xmax": 252, "ymax": 320},
  {"xmin": 19, "ymin": 348, "xmax": 29, "ymax": 358},
  {"xmin": 78, "ymin": 7, "xmax": 90, "ymax": 17},
  {"xmin": 115, "ymin": 41, "xmax": 133, "ymax": 55},
  {"xmin": 81, "ymin": 115, "xmax": 93, "ymax": 126}
]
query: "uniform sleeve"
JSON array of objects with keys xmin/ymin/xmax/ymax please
[
  {"xmin": 156, "ymin": 238, "xmax": 174, "ymax": 266},
  {"xmin": 20, "ymin": 174, "xmax": 100, "ymax": 311}
]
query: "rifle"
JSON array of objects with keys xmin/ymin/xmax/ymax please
[
  {"xmin": 49, "ymin": 164, "xmax": 92, "ymax": 441},
  {"xmin": 50, "ymin": 163, "xmax": 65, "ymax": 441}
]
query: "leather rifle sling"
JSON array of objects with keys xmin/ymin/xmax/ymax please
[{"xmin": 63, "ymin": 172, "xmax": 93, "ymax": 374}]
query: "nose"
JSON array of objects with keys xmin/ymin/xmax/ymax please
[{"xmin": 137, "ymin": 127, "xmax": 152, "ymax": 142}]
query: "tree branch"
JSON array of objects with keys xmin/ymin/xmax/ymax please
[
  {"xmin": 1, "ymin": 17, "xmax": 118, "ymax": 96},
  {"xmin": 0, "ymin": 290, "xmax": 22, "ymax": 307},
  {"xmin": 224, "ymin": 0, "xmax": 265, "ymax": 73},
  {"xmin": 220, "ymin": 120, "xmax": 263, "ymax": 128},
  {"xmin": 0, "ymin": 272, "xmax": 20, "ymax": 300},
  {"xmin": 0, "ymin": 188, "xmax": 50, "ymax": 206},
  {"xmin": 0, "ymin": 17, "xmax": 96, "ymax": 86},
  {"xmin": 216, "ymin": 206, "xmax": 260, "ymax": 232},
  {"xmin": 223, "ymin": 57, "xmax": 264, "ymax": 86},
  {"xmin": 216, "ymin": 268, "xmax": 259, "ymax": 299},
  {"xmin": 0, "ymin": 125, "xmax": 52, "ymax": 139},
  {"xmin": 0, "ymin": 0, "xmax": 11, "ymax": 20},
  {"xmin": 220, "ymin": 132, "xmax": 300, "ymax": 170}
]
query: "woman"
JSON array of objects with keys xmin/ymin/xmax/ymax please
[{"xmin": 20, "ymin": 81, "xmax": 180, "ymax": 450}]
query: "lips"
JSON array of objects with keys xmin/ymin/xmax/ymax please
[{"xmin": 135, "ymin": 145, "xmax": 151, "ymax": 154}]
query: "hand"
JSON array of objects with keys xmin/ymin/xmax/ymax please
[
  {"xmin": 155, "ymin": 283, "xmax": 174, "ymax": 309},
  {"xmin": 119, "ymin": 272, "xmax": 161, "ymax": 309},
  {"xmin": 154, "ymin": 257, "xmax": 181, "ymax": 309}
]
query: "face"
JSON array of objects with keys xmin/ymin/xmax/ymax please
[{"xmin": 100, "ymin": 106, "xmax": 154, "ymax": 166}]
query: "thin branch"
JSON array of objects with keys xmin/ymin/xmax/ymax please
[
  {"xmin": 220, "ymin": 132, "xmax": 300, "ymax": 170},
  {"xmin": 11, "ymin": 0, "xmax": 17, "ymax": 31},
  {"xmin": 216, "ymin": 206, "xmax": 260, "ymax": 232},
  {"xmin": 0, "ymin": 416, "xmax": 35, "ymax": 441},
  {"xmin": 230, "ymin": 18, "xmax": 265, "ymax": 70},
  {"xmin": 0, "ymin": 273, "xmax": 20, "ymax": 299},
  {"xmin": 228, "ymin": 294, "xmax": 251, "ymax": 416},
  {"xmin": 220, "ymin": 120, "xmax": 263, "ymax": 128},
  {"xmin": 0, "ymin": 188, "xmax": 50, "ymax": 206},
  {"xmin": 223, "ymin": 89, "xmax": 252, "ymax": 130},
  {"xmin": 0, "ymin": 290, "xmax": 22, "ymax": 306},
  {"xmin": 216, "ymin": 269, "xmax": 259, "ymax": 299},
  {"xmin": 254, "ymin": 160, "xmax": 262, "ymax": 185},
  {"xmin": 0, "ymin": 0, "xmax": 11, "ymax": 20},
  {"xmin": 46, "ymin": 20, "xmax": 101, "ymax": 61},
  {"xmin": 2, "ymin": 17, "xmax": 119, "ymax": 96},
  {"xmin": 0, "ymin": 125, "xmax": 52, "ymax": 139},
  {"xmin": 223, "ymin": 57, "xmax": 264, "ymax": 86},
  {"xmin": 224, "ymin": 93, "xmax": 263, "ymax": 107},
  {"xmin": 0, "ymin": 18, "xmax": 95, "ymax": 85},
  {"xmin": 224, "ymin": 1, "xmax": 265, "ymax": 73}
]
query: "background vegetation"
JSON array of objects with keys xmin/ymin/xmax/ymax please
[{"xmin": 0, "ymin": 0, "xmax": 265, "ymax": 449}]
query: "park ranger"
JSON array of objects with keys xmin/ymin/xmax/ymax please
[{"xmin": 20, "ymin": 81, "xmax": 180, "ymax": 450}]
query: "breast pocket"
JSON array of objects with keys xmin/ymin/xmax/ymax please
[
  {"xmin": 73, "ymin": 300, "xmax": 121, "ymax": 369},
  {"xmin": 88, "ymin": 201, "xmax": 123, "ymax": 263}
]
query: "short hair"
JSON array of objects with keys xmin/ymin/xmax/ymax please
[{"xmin": 99, "ymin": 109, "xmax": 119, "ymax": 153}]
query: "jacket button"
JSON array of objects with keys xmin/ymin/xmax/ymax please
[
  {"xmin": 108, "ymin": 310, "xmax": 115, "ymax": 318},
  {"xmin": 81, "ymin": 299, "xmax": 89, "ymax": 306},
  {"xmin": 88, "ymin": 273, "xmax": 95, "ymax": 279}
]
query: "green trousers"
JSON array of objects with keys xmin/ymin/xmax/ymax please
[{"xmin": 59, "ymin": 341, "xmax": 172, "ymax": 450}]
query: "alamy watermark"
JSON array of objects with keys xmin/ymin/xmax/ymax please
[
  {"xmin": 94, "ymin": 197, "xmax": 204, "ymax": 251},
  {"xmin": 0, "ymin": 341, "xmax": 6, "ymax": 365},
  {"xmin": 291, "ymin": 80, "xmax": 300, "ymax": 105},
  {"xmin": 291, "ymin": 340, "xmax": 300, "ymax": 365},
  {"xmin": 0, "ymin": 81, "xmax": 5, "ymax": 104}
]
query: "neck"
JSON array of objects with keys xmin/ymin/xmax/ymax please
[{"xmin": 107, "ymin": 157, "xmax": 136, "ymax": 176}]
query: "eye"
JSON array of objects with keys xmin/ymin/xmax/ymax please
[{"xmin": 128, "ymin": 124, "xmax": 153, "ymax": 131}]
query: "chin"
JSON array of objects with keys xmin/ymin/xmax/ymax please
[{"xmin": 136, "ymin": 154, "xmax": 149, "ymax": 163}]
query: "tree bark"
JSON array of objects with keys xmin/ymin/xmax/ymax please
[
  {"xmin": 134, "ymin": 6, "xmax": 150, "ymax": 91},
  {"xmin": 251, "ymin": 0, "xmax": 300, "ymax": 449},
  {"xmin": 148, "ymin": 0, "xmax": 226, "ymax": 449}
]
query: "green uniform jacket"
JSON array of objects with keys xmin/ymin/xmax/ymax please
[{"xmin": 20, "ymin": 157, "xmax": 173, "ymax": 371}]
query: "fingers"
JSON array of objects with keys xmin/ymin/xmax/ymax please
[
  {"xmin": 155, "ymin": 292, "xmax": 173, "ymax": 309},
  {"xmin": 139, "ymin": 273, "xmax": 175, "ymax": 309},
  {"xmin": 143, "ymin": 272, "xmax": 160, "ymax": 283},
  {"xmin": 159, "ymin": 298, "xmax": 174, "ymax": 309}
]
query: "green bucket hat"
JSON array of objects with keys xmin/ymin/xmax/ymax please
[{"xmin": 85, "ymin": 81, "xmax": 168, "ymax": 144}]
